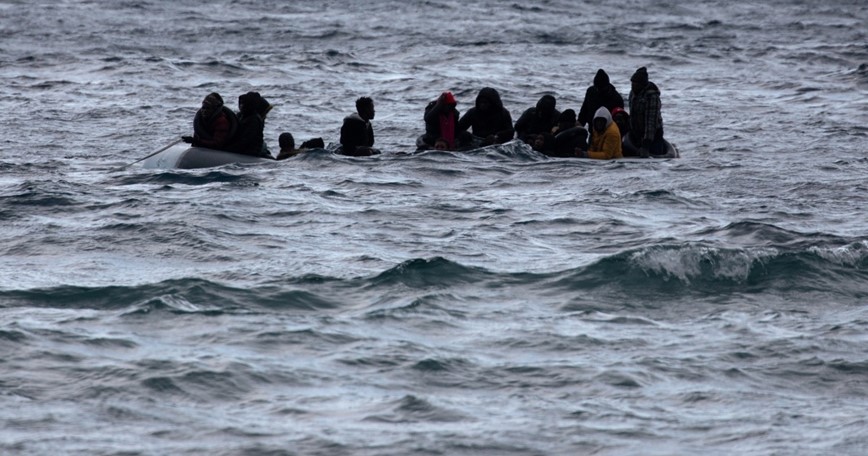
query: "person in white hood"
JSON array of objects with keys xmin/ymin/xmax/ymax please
[{"xmin": 582, "ymin": 106, "xmax": 623, "ymax": 160}]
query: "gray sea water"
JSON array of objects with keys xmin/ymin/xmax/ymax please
[{"xmin": 2, "ymin": 1, "xmax": 868, "ymax": 454}]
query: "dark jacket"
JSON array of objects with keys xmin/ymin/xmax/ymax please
[
  {"xmin": 552, "ymin": 126, "xmax": 589, "ymax": 157},
  {"xmin": 224, "ymin": 92, "xmax": 272, "ymax": 157},
  {"xmin": 224, "ymin": 113, "xmax": 269, "ymax": 157},
  {"xmin": 193, "ymin": 106, "xmax": 238, "ymax": 149},
  {"xmin": 514, "ymin": 95, "xmax": 560, "ymax": 141},
  {"xmin": 578, "ymin": 69, "xmax": 624, "ymax": 127},
  {"xmin": 628, "ymin": 81, "xmax": 664, "ymax": 146},
  {"xmin": 422, "ymin": 100, "xmax": 460, "ymax": 147},
  {"xmin": 458, "ymin": 87, "xmax": 514, "ymax": 144},
  {"xmin": 339, "ymin": 113, "xmax": 375, "ymax": 156}
]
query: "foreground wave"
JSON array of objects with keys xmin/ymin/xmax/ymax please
[{"xmin": 4, "ymin": 239, "xmax": 866, "ymax": 312}]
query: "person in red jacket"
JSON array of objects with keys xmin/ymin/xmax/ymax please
[{"xmin": 182, "ymin": 92, "xmax": 237, "ymax": 150}]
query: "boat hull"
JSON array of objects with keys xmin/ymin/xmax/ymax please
[{"xmin": 141, "ymin": 146, "xmax": 272, "ymax": 169}]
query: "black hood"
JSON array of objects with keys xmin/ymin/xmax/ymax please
[
  {"xmin": 593, "ymin": 69, "xmax": 610, "ymax": 88},
  {"xmin": 476, "ymin": 87, "xmax": 504, "ymax": 111},
  {"xmin": 536, "ymin": 95, "xmax": 556, "ymax": 116}
]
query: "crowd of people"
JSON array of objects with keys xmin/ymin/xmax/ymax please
[{"xmin": 183, "ymin": 66, "xmax": 667, "ymax": 160}]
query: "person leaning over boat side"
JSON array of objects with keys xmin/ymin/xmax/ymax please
[
  {"xmin": 628, "ymin": 66, "xmax": 665, "ymax": 157},
  {"xmin": 181, "ymin": 92, "xmax": 238, "ymax": 149},
  {"xmin": 611, "ymin": 107, "xmax": 640, "ymax": 157},
  {"xmin": 339, "ymin": 97, "xmax": 379, "ymax": 156},
  {"xmin": 457, "ymin": 87, "xmax": 515, "ymax": 147},
  {"xmin": 223, "ymin": 92, "xmax": 273, "ymax": 158},
  {"xmin": 580, "ymin": 106, "xmax": 622, "ymax": 160},
  {"xmin": 513, "ymin": 94, "xmax": 560, "ymax": 142},
  {"xmin": 420, "ymin": 92, "xmax": 460, "ymax": 150},
  {"xmin": 577, "ymin": 69, "xmax": 624, "ymax": 128}
]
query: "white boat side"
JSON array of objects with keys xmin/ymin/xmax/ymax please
[{"xmin": 141, "ymin": 145, "xmax": 272, "ymax": 169}]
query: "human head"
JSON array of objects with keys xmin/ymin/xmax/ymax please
[
  {"xmin": 532, "ymin": 134, "xmax": 546, "ymax": 151},
  {"xmin": 239, "ymin": 91, "xmax": 271, "ymax": 117},
  {"xmin": 536, "ymin": 95, "xmax": 556, "ymax": 118},
  {"xmin": 593, "ymin": 69, "xmax": 610, "ymax": 89},
  {"xmin": 630, "ymin": 67, "xmax": 649, "ymax": 93},
  {"xmin": 593, "ymin": 107, "xmax": 612, "ymax": 133},
  {"xmin": 434, "ymin": 138, "xmax": 449, "ymax": 150},
  {"xmin": 476, "ymin": 87, "xmax": 503, "ymax": 112},
  {"xmin": 611, "ymin": 107, "xmax": 629, "ymax": 133},
  {"xmin": 356, "ymin": 97, "xmax": 375, "ymax": 120},
  {"xmin": 441, "ymin": 91, "xmax": 457, "ymax": 106},
  {"xmin": 558, "ymin": 109, "xmax": 576, "ymax": 130},
  {"xmin": 278, "ymin": 132, "xmax": 295, "ymax": 151},
  {"xmin": 201, "ymin": 92, "xmax": 223, "ymax": 116}
]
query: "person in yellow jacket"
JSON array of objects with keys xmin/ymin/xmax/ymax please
[{"xmin": 581, "ymin": 106, "xmax": 623, "ymax": 160}]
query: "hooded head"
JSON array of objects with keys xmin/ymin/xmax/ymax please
[
  {"xmin": 203, "ymin": 92, "xmax": 223, "ymax": 108},
  {"xmin": 593, "ymin": 106, "xmax": 613, "ymax": 132},
  {"xmin": 239, "ymin": 92, "xmax": 272, "ymax": 117},
  {"xmin": 536, "ymin": 95, "xmax": 556, "ymax": 117},
  {"xmin": 476, "ymin": 87, "xmax": 504, "ymax": 112},
  {"xmin": 631, "ymin": 67, "xmax": 649, "ymax": 86},
  {"xmin": 558, "ymin": 108, "xmax": 576, "ymax": 129},
  {"xmin": 593, "ymin": 69, "xmax": 610, "ymax": 89},
  {"xmin": 201, "ymin": 92, "xmax": 223, "ymax": 116},
  {"xmin": 442, "ymin": 91, "xmax": 457, "ymax": 106}
]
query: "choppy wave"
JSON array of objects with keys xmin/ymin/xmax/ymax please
[{"xmin": 4, "ymin": 239, "xmax": 866, "ymax": 315}]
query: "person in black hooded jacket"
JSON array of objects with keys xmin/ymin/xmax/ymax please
[
  {"xmin": 223, "ymin": 92, "xmax": 273, "ymax": 158},
  {"xmin": 577, "ymin": 69, "xmax": 624, "ymax": 128},
  {"xmin": 514, "ymin": 94, "xmax": 560, "ymax": 142},
  {"xmin": 458, "ymin": 87, "xmax": 514, "ymax": 146}
]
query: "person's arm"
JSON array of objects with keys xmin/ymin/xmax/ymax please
[
  {"xmin": 513, "ymin": 108, "xmax": 533, "ymax": 139},
  {"xmin": 577, "ymin": 87, "xmax": 595, "ymax": 127},
  {"xmin": 457, "ymin": 108, "xmax": 475, "ymax": 133},
  {"xmin": 423, "ymin": 99, "xmax": 443, "ymax": 123},
  {"xmin": 612, "ymin": 88, "xmax": 624, "ymax": 109},
  {"xmin": 495, "ymin": 109, "xmax": 515, "ymax": 143}
]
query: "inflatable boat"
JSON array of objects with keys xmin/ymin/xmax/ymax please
[{"xmin": 141, "ymin": 145, "xmax": 273, "ymax": 169}]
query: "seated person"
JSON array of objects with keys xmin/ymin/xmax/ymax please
[
  {"xmin": 458, "ymin": 87, "xmax": 514, "ymax": 147},
  {"xmin": 551, "ymin": 109, "xmax": 588, "ymax": 157},
  {"xmin": 182, "ymin": 92, "xmax": 238, "ymax": 149},
  {"xmin": 514, "ymin": 94, "xmax": 559, "ymax": 142},
  {"xmin": 611, "ymin": 107, "xmax": 640, "ymax": 157},
  {"xmin": 339, "ymin": 97, "xmax": 380, "ymax": 156},
  {"xmin": 224, "ymin": 91, "xmax": 273, "ymax": 158},
  {"xmin": 581, "ymin": 107, "xmax": 622, "ymax": 160},
  {"xmin": 420, "ymin": 92, "xmax": 460, "ymax": 150}
]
